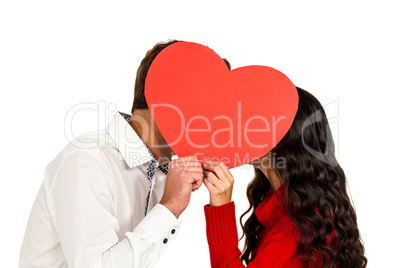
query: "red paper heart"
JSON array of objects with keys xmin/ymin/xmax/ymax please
[{"xmin": 145, "ymin": 42, "xmax": 298, "ymax": 168}]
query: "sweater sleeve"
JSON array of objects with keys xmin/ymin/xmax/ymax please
[
  {"xmin": 204, "ymin": 202, "xmax": 300, "ymax": 268},
  {"xmin": 204, "ymin": 202, "xmax": 243, "ymax": 268}
]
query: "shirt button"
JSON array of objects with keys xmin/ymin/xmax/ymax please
[
  {"xmin": 163, "ymin": 238, "xmax": 168, "ymax": 244},
  {"xmin": 171, "ymin": 229, "xmax": 176, "ymax": 234}
]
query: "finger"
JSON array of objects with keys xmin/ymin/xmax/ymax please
[
  {"xmin": 178, "ymin": 166, "xmax": 203, "ymax": 173},
  {"xmin": 203, "ymin": 162, "xmax": 227, "ymax": 181},
  {"xmin": 203, "ymin": 170, "xmax": 220, "ymax": 187},
  {"xmin": 185, "ymin": 171, "xmax": 204, "ymax": 184},
  {"xmin": 170, "ymin": 160, "xmax": 201, "ymax": 170},
  {"xmin": 203, "ymin": 176, "xmax": 215, "ymax": 193},
  {"xmin": 218, "ymin": 162, "xmax": 234, "ymax": 183},
  {"xmin": 192, "ymin": 178, "xmax": 203, "ymax": 191},
  {"xmin": 191, "ymin": 171, "xmax": 203, "ymax": 189},
  {"xmin": 175, "ymin": 162, "xmax": 202, "ymax": 169},
  {"xmin": 175, "ymin": 159, "xmax": 201, "ymax": 168}
]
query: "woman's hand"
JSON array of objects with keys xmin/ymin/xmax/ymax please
[{"xmin": 203, "ymin": 162, "xmax": 234, "ymax": 207}]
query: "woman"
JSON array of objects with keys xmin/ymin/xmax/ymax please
[{"xmin": 203, "ymin": 87, "xmax": 367, "ymax": 267}]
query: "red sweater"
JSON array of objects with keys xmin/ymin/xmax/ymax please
[{"xmin": 204, "ymin": 185, "xmax": 321, "ymax": 267}]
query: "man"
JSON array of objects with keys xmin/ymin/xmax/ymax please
[{"xmin": 19, "ymin": 40, "xmax": 231, "ymax": 268}]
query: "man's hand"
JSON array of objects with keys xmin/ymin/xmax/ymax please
[{"xmin": 160, "ymin": 155, "xmax": 203, "ymax": 218}]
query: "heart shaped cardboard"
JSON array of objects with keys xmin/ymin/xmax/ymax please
[{"xmin": 145, "ymin": 42, "xmax": 298, "ymax": 168}]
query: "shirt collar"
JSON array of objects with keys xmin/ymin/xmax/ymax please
[{"xmin": 107, "ymin": 112, "xmax": 154, "ymax": 168}]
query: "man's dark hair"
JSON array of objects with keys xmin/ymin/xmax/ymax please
[{"xmin": 131, "ymin": 40, "xmax": 231, "ymax": 113}]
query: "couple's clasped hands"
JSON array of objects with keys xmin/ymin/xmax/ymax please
[{"xmin": 160, "ymin": 155, "xmax": 234, "ymax": 218}]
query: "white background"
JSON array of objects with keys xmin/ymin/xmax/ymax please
[{"xmin": 1, "ymin": 1, "xmax": 401, "ymax": 267}]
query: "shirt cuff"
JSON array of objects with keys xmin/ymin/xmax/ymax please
[
  {"xmin": 133, "ymin": 204, "xmax": 181, "ymax": 247},
  {"xmin": 204, "ymin": 201, "xmax": 238, "ymax": 247}
]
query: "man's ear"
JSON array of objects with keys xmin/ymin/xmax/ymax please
[{"xmin": 222, "ymin": 58, "xmax": 231, "ymax": 70}]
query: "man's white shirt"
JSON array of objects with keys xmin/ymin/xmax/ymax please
[{"xmin": 19, "ymin": 112, "xmax": 180, "ymax": 268}]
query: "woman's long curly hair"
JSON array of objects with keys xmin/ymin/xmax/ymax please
[{"xmin": 240, "ymin": 87, "xmax": 367, "ymax": 267}]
